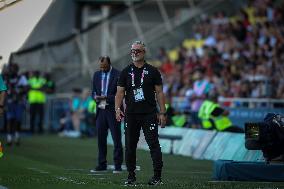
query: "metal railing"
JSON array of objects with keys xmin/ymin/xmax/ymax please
[
  {"xmin": 171, "ymin": 96, "xmax": 284, "ymax": 113},
  {"xmin": 219, "ymin": 97, "xmax": 284, "ymax": 109}
]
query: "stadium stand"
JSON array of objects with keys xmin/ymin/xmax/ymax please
[{"xmin": 2, "ymin": 0, "xmax": 284, "ymax": 168}]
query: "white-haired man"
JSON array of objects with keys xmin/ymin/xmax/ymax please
[{"xmin": 115, "ymin": 41, "xmax": 166, "ymax": 185}]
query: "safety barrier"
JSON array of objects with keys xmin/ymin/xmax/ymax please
[
  {"xmin": 107, "ymin": 127, "xmax": 263, "ymax": 162},
  {"xmin": 0, "ymin": 94, "xmax": 71, "ymax": 132},
  {"xmin": 171, "ymin": 97, "xmax": 284, "ymax": 128}
]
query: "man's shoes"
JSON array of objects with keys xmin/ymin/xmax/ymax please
[
  {"xmin": 124, "ymin": 178, "xmax": 136, "ymax": 186},
  {"xmin": 113, "ymin": 167, "xmax": 122, "ymax": 174},
  {"xmin": 124, "ymin": 172, "xmax": 136, "ymax": 186},
  {"xmin": 6, "ymin": 135, "xmax": 12, "ymax": 146},
  {"xmin": 90, "ymin": 165, "xmax": 107, "ymax": 173},
  {"xmin": 148, "ymin": 176, "xmax": 163, "ymax": 185}
]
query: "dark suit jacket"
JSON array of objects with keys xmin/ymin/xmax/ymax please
[{"xmin": 92, "ymin": 67, "xmax": 120, "ymax": 113}]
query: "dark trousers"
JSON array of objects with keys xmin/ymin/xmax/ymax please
[
  {"xmin": 125, "ymin": 113, "xmax": 163, "ymax": 176},
  {"xmin": 6, "ymin": 102, "xmax": 24, "ymax": 133},
  {"xmin": 7, "ymin": 119, "xmax": 20, "ymax": 134},
  {"xmin": 30, "ymin": 103, "xmax": 44, "ymax": 133},
  {"xmin": 96, "ymin": 109, "xmax": 123, "ymax": 168}
]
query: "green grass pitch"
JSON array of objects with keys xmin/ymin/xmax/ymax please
[{"xmin": 0, "ymin": 135, "xmax": 284, "ymax": 189}]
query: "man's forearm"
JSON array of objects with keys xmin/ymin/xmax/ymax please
[
  {"xmin": 156, "ymin": 92, "xmax": 166, "ymax": 113},
  {"xmin": 115, "ymin": 92, "xmax": 124, "ymax": 110}
]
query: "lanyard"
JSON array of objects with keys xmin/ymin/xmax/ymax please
[
  {"xmin": 130, "ymin": 66, "xmax": 146, "ymax": 87},
  {"xmin": 101, "ymin": 67, "xmax": 112, "ymax": 96}
]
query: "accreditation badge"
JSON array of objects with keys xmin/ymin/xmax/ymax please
[{"xmin": 133, "ymin": 87, "xmax": 145, "ymax": 102}]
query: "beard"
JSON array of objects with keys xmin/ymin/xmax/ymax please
[{"xmin": 131, "ymin": 54, "xmax": 144, "ymax": 62}]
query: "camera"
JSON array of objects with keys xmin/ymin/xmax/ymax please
[{"xmin": 245, "ymin": 113, "xmax": 284, "ymax": 162}]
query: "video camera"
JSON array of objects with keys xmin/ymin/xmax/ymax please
[{"xmin": 245, "ymin": 113, "xmax": 284, "ymax": 162}]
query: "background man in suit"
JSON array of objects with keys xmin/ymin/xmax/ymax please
[{"xmin": 91, "ymin": 56, "xmax": 123, "ymax": 173}]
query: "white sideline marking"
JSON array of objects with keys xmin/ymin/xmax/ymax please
[
  {"xmin": 209, "ymin": 181, "xmax": 275, "ymax": 183},
  {"xmin": 87, "ymin": 173, "xmax": 105, "ymax": 176},
  {"xmin": 27, "ymin": 167, "xmax": 87, "ymax": 185},
  {"xmin": 65, "ymin": 165, "xmax": 141, "ymax": 173},
  {"xmin": 56, "ymin": 176, "xmax": 86, "ymax": 185},
  {"xmin": 27, "ymin": 167, "xmax": 49, "ymax": 174},
  {"xmin": 0, "ymin": 185, "xmax": 8, "ymax": 189},
  {"xmin": 65, "ymin": 168, "xmax": 86, "ymax": 171}
]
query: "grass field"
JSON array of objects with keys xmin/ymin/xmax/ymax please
[{"xmin": 0, "ymin": 135, "xmax": 284, "ymax": 189}]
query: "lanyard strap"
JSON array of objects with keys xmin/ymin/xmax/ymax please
[{"xmin": 131, "ymin": 66, "xmax": 146, "ymax": 87}]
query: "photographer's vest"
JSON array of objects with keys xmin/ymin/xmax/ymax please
[
  {"xmin": 198, "ymin": 100, "xmax": 232, "ymax": 131},
  {"xmin": 28, "ymin": 77, "xmax": 46, "ymax": 104},
  {"xmin": 172, "ymin": 114, "xmax": 186, "ymax": 127},
  {"xmin": 88, "ymin": 99, "xmax": 97, "ymax": 114}
]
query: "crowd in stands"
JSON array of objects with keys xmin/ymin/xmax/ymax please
[
  {"xmin": 2, "ymin": 0, "xmax": 284, "ymax": 135},
  {"xmin": 157, "ymin": 0, "xmax": 284, "ymax": 102},
  {"xmin": 154, "ymin": 0, "xmax": 284, "ymax": 127}
]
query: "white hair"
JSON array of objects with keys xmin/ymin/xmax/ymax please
[{"xmin": 131, "ymin": 41, "xmax": 146, "ymax": 50}]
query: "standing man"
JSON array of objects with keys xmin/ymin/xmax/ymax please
[
  {"xmin": 5, "ymin": 63, "xmax": 27, "ymax": 145},
  {"xmin": 0, "ymin": 73, "xmax": 7, "ymax": 157},
  {"xmin": 115, "ymin": 41, "xmax": 166, "ymax": 185},
  {"xmin": 28, "ymin": 71, "xmax": 46, "ymax": 134},
  {"xmin": 91, "ymin": 56, "xmax": 123, "ymax": 173},
  {"xmin": 0, "ymin": 73, "xmax": 7, "ymax": 117}
]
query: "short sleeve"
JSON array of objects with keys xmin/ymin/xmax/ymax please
[
  {"xmin": 153, "ymin": 68, "xmax": 162, "ymax": 86},
  {"xmin": 117, "ymin": 68, "xmax": 128, "ymax": 87},
  {"xmin": 0, "ymin": 75, "xmax": 7, "ymax": 91}
]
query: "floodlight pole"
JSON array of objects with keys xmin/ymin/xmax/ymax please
[
  {"xmin": 157, "ymin": 0, "xmax": 172, "ymax": 32},
  {"xmin": 101, "ymin": 5, "xmax": 110, "ymax": 57},
  {"xmin": 75, "ymin": 32, "xmax": 92, "ymax": 77},
  {"xmin": 126, "ymin": 0, "xmax": 152, "ymax": 56}
]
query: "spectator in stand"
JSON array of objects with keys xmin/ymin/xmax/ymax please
[
  {"xmin": 190, "ymin": 70, "xmax": 212, "ymax": 128},
  {"xmin": 156, "ymin": 0, "xmax": 284, "ymax": 116}
]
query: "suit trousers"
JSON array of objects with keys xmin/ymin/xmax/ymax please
[
  {"xmin": 96, "ymin": 109, "xmax": 123, "ymax": 168},
  {"xmin": 125, "ymin": 113, "xmax": 163, "ymax": 174}
]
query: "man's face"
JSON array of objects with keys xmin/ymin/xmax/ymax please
[
  {"xmin": 131, "ymin": 44, "xmax": 145, "ymax": 62},
  {"xmin": 100, "ymin": 59, "xmax": 110, "ymax": 72}
]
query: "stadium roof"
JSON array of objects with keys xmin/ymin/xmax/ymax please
[
  {"xmin": 19, "ymin": 0, "xmax": 142, "ymax": 51},
  {"xmin": 19, "ymin": 0, "xmax": 76, "ymax": 50},
  {"xmin": 75, "ymin": 0, "xmax": 142, "ymax": 2}
]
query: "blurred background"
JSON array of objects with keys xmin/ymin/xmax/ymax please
[{"xmin": 1, "ymin": 0, "xmax": 284, "ymax": 135}]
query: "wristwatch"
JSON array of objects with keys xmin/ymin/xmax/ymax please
[{"xmin": 115, "ymin": 108, "xmax": 120, "ymax": 112}]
